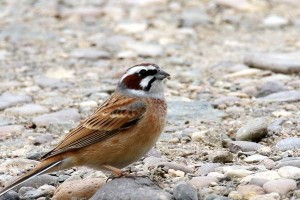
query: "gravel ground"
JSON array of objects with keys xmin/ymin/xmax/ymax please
[{"xmin": 0, "ymin": 0, "xmax": 300, "ymax": 200}]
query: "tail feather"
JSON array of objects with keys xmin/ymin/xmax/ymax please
[{"xmin": 0, "ymin": 159, "xmax": 62, "ymax": 196}]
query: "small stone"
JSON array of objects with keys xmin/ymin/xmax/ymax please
[
  {"xmin": 19, "ymin": 187, "xmax": 44, "ymax": 199},
  {"xmin": 275, "ymin": 157, "xmax": 300, "ymax": 168},
  {"xmin": 168, "ymin": 169, "xmax": 185, "ymax": 177},
  {"xmin": 173, "ymin": 182, "xmax": 198, "ymax": 200},
  {"xmin": 263, "ymin": 15, "xmax": 289, "ymax": 27},
  {"xmin": 38, "ymin": 184, "xmax": 56, "ymax": 196},
  {"xmin": 0, "ymin": 159, "xmax": 39, "ymax": 174},
  {"xmin": 249, "ymin": 178, "xmax": 269, "ymax": 187},
  {"xmin": 90, "ymin": 177, "xmax": 172, "ymax": 200},
  {"xmin": 0, "ymin": 190, "xmax": 19, "ymax": 200},
  {"xmin": 211, "ymin": 150, "xmax": 233, "ymax": 163},
  {"xmin": 244, "ymin": 52, "xmax": 300, "ymax": 74},
  {"xmin": 237, "ymin": 185, "xmax": 265, "ymax": 199},
  {"xmin": 198, "ymin": 163, "xmax": 221, "ymax": 175},
  {"xmin": 256, "ymin": 81, "xmax": 288, "ymax": 97},
  {"xmin": 34, "ymin": 76, "xmax": 71, "ymax": 89},
  {"xmin": 189, "ymin": 176, "xmax": 219, "ymax": 189},
  {"xmin": 228, "ymin": 191, "xmax": 243, "ymax": 200},
  {"xmin": 207, "ymin": 172, "xmax": 225, "ymax": 179},
  {"xmin": 143, "ymin": 156, "xmax": 167, "ymax": 171},
  {"xmin": 258, "ymin": 90, "xmax": 300, "ymax": 102},
  {"xmin": 0, "ymin": 93, "xmax": 32, "ymax": 110},
  {"xmin": 244, "ymin": 155, "xmax": 267, "ymax": 163},
  {"xmin": 71, "ymin": 48, "xmax": 111, "ymax": 60},
  {"xmin": 275, "ymin": 137, "xmax": 300, "ymax": 151},
  {"xmin": 128, "ymin": 42, "xmax": 164, "ymax": 57},
  {"xmin": 250, "ymin": 193, "xmax": 280, "ymax": 200},
  {"xmin": 5, "ymin": 104, "xmax": 49, "ymax": 116},
  {"xmin": 191, "ymin": 131, "xmax": 206, "ymax": 142},
  {"xmin": 235, "ymin": 117, "xmax": 270, "ymax": 142},
  {"xmin": 263, "ymin": 178, "xmax": 296, "ymax": 195},
  {"xmin": 241, "ymin": 171, "xmax": 280, "ymax": 183},
  {"xmin": 180, "ymin": 9, "xmax": 211, "ymax": 27},
  {"xmin": 0, "ymin": 125, "xmax": 24, "ymax": 141},
  {"xmin": 215, "ymin": 0, "xmax": 254, "ymax": 11},
  {"xmin": 116, "ymin": 21, "xmax": 147, "ymax": 33},
  {"xmin": 225, "ymin": 169, "xmax": 253, "ymax": 180},
  {"xmin": 261, "ymin": 158, "xmax": 275, "ymax": 170},
  {"xmin": 15, "ymin": 175, "xmax": 58, "ymax": 192},
  {"xmin": 32, "ymin": 109, "xmax": 81, "ymax": 127},
  {"xmin": 53, "ymin": 178, "xmax": 105, "ymax": 200},
  {"xmin": 205, "ymin": 194, "xmax": 231, "ymax": 200},
  {"xmin": 278, "ymin": 166, "xmax": 300, "ymax": 179},
  {"xmin": 228, "ymin": 141, "xmax": 265, "ymax": 153},
  {"xmin": 79, "ymin": 101, "xmax": 98, "ymax": 108}
]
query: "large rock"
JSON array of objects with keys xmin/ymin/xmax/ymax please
[
  {"xmin": 235, "ymin": 117, "xmax": 270, "ymax": 142},
  {"xmin": 53, "ymin": 178, "xmax": 104, "ymax": 200},
  {"xmin": 90, "ymin": 177, "xmax": 172, "ymax": 200}
]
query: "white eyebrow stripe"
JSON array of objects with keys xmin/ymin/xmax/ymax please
[{"xmin": 140, "ymin": 76, "xmax": 154, "ymax": 88}]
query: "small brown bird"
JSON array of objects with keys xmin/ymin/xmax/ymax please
[{"xmin": 0, "ymin": 63, "xmax": 169, "ymax": 196}]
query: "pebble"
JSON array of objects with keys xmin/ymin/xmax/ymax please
[
  {"xmin": 228, "ymin": 141, "xmax": 265, "ymax": 153},
  {"xmin": 260, "ymin": 158, "xmax": 275, "ymax": 170},
  {"xmin": 275, "ymin": 157, "xmax": 300, "ymax": 168},
  {"xmin": 128, "ymin": 42, "xmax": 164, "ymax": 57},
  {"xmin": 244, "ymin": 155, "xmax": 267, "ymax": 163},
  {"xmin": 116, "ymin": 21, "xmax": 147, "ymax": 33},
  {"xmin": 0, "ymin": 93, "xmax": 32, "ymax": 110},
  {"xmin": 180, "ymin": 9, "xmax": 211, "ymax": 27},
  {"xmin": 278, "ymin": 166, "xmax": 300, "ymax": 179},
  {"xmin": 32, "ymin": 109, "xmax": 81, "ymax": 127},
  {"xmin": 53, "ymin": 178, "xmax": 104, "ymax": 200},
  {"xmin": 16, "ymin": 175, "xmax": 58, "ymax": 192},
  {"xmin": 71, "ymin": 48, "xmax": 111, "ymax": 60},
  {"xmin": 236, "ymin": 184, "xmax": 265, "ymax": 199},
  {"xmin": 159, "ymin": 162, "xmax": 194, "ymax": 174},
  {"xmin": 34, "ymin": 76, "xmax": 71, "ymax": 89},
  {"xmin": 262, "ymin": 15, "xmax": 289, "ymax": 27},
  {"xmin": 0, "ymin": 190, "xmax": 19, "ymax": 200},
  {"xmin": 191, "ymin": 131, "xmax": 206, "ymax": 142},
  {"xmin": 38, "ymin": 184, "xmax": 56, "ymax": 196},
  {"xmin": 241, "ymin": 171, "xmax": 280, "ymax": 183},
  {"xmin": 235, "ymin": 117, "xmax": 270, "ymax": 142},
  {"xmin": 275, "ymin": 137, "xmax": 300, "ymax": 151},
  {"xmin": 225, "ymin": 169, "xmax": 253, "ymax": 180},
  {"xmin": 173, "ymin": 182, "xmax": 198, "ymax": 200},
  {"xmin": 205, "ymin": 194, "xmax": 231, "ymax": 200},
  {"xmin": 210, "ymin": 150, "xmax": 233, "ymax": 163},
  {"xmin": 198, "ymin": 163, "xmax": 221, "ymax": 175},
  {"xmin": 215, "ymin": 0, "xmax": 254, "ymax": 11},
  {"xmin": 189, "ymin": 176, "xmax": 219, "ymax": 189},
  {"xmin": 0, "ymin": 125, "xmax": 24, "ymax": 141},
  {"xmin": 249, "ymin": 178, "xmax": 269, "ymax": 187},
  {"xmin": 90, "ymin": 177, "xmax": 172, "ymax": 200},
  {"xmin": 250, "ymin": 193, "xmax": 280, "ymax": 200},
  {"xmin": 258, "ymin": 90, "xmax": 300, "ymax": 102},
  {"xmin": 263, "ymin": 178, "xmax": 296, "ymax": 195},
  {"xmin": 255, "ymin": 81, "xmax": 288, "ymax": 97},
  {"xmin": 5, "ymin": 104, "xmax": 49, "ymax": 116},
  {"xmin": 19, "ymin": 187, "xmax": 44, "ymax": 199},
  {"xmin": 244, "ymin": 52, "xmax": 300, "ymax": 74}
]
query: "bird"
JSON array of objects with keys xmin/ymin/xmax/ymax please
[{"xmin": 0, "ymin": 63, "xmax": 170, "ymax": 196}]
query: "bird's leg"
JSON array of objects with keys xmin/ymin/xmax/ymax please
[{"xmin": 102, "ymin": 165, "xmax": 123, "ymax": 177}]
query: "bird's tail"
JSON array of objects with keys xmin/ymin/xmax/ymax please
[{"xmin": 0, "ymin": 157, "xmax": 62, "ymax": 196}]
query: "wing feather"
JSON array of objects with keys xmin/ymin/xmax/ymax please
[{"xmin": 41, "ymin": 96, "xmax": 146, "ymax": 160}]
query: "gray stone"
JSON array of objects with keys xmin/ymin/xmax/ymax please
[
  {"xmin": 244, "ymin": 154, "xmax": 267, "ymax": 163},
  {"xmin": 278, "ymin": 166, "xmax": 300, "ymax": 179},
  {"xmin": 32, "ymin": 109, "xmax": 81, "ymax": 127},
  {"xmin": 90, "ymin": 177, "xmax": 172, "ymax": 200},
  {"xmin": 205, "ymin": 194, "xmax": 231, "ymax": 200},
  {"xmin": 0, "ymin": 93, "xmax": 32, "ymax": 110},
  {"xmin": 168, "ymin": 101, "xmax": 225, "ymax": 124},
  {"xmin": 228, "ymin": 141, "xmax": 265, "ymax": 153},
  {"xmin": 245, "ymin": 52, "xmax": 300, "ymax": 74},
  {"xmin": 256, "ymin": 81, "xmax": 288, "ymax": 97},
  {"xmin": 275, "ymin": 137, "xmax": 300, "ymax": 151},
  {"xmin": 275, "ymin": 157, "xmax": 300, "ymax": 168},
  {"xmin": 129, "ymin": 42, "xmax": 164, "ymax": 57},
  {"xmin": 0, "ymin": 190, "xmax": 19, "ymax": 200},
  {"xmin": 249, "ymin": 178, "xmax": 269, "ymax": 187},
  {"xmin": 267, "ymin": 118, "xmax": 286, "ymax": 135},
  {"xmin": 258, "ymin": 90, "xmax": 300, "ymax": 102},
  {"xmin": 34, "ymin": 76, "xmax": 71, "ymax": 89},
  {"xmin": 14, "ymin": 175, "xmax": 58, "ymax": 192},
  {"xmin": 173, "ymin": 182, "xmax": 198, "ymax": 200},
  {"xmin": 0, "ymin": 125, "xmax": 24, "ymax": 141},
  {"xmin": 235, "ymin": 117, "xmax": 270, "ymax": 142},
  {"xmin": 198, "ymin": 163, "xmax": 221, "ymax": 175},
  {"xmin": 189, "ymin": 176, "xmax": 218, "ymax": 189},
  {"xmin": 71, "ymin": 48, "xmax": 111, "ymax": 60},
  {"xmin": 263, "ymin": 178, "xmax": 297, "ymax": 195},
  {"xmin": 5, "ymin": 104, "xmax": 49, "ymax": 116},
  {"xmin": 180, "ymin": 9, "xmax": 211, "ymax": 27},
  {"xmin": 19, "ymin": 187, "xmax": 44, "ymax": 200}
]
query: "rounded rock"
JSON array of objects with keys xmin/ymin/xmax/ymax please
[{"xmin": 263, "ymin": 178, "xmax": 297, "ymax": 195}]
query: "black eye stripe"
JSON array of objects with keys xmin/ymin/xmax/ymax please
[{"xmin": 138, "ymin": 69, "xmax": 157, "ymax": 77}]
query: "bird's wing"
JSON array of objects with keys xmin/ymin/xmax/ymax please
[{"xmin": 41, "ymin": 96, "xmax": 146, "ymax": 159}]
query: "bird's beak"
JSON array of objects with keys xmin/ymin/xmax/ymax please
[{"xmin": 155, "ymin": 69, "xmax": 170, "ymax": 80}]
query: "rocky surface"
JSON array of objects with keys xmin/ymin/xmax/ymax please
[{"xmin": 0, "ymin": 0, "xmax": 300, "ymax": 199}]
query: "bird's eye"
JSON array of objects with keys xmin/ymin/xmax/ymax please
[{"xmin": 139, "ymin": 69, "xmax": 147, "ymax": 76}]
